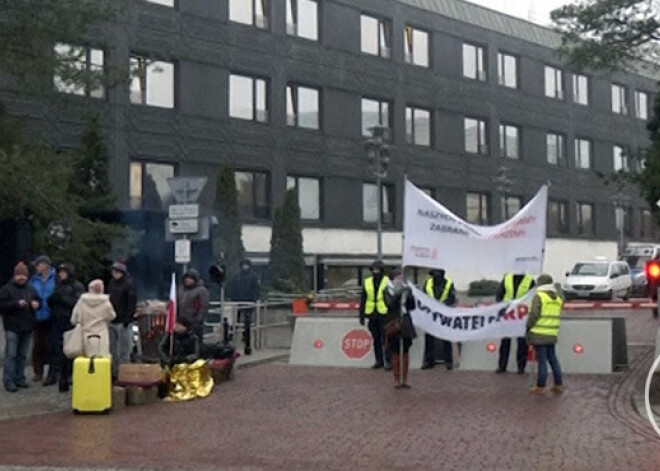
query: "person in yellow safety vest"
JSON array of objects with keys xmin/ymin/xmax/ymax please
[
  {"xmin": 495, "ymin": 273, "xmax": 535, "ymax": 374},
  {"xmin": 526, "ymin": 273, "xmax": 564, "ymax": 395},
  {"xmin": 359, "ymin": 260, "xmax": 392, "ymax": 370},
  {"xmin": 421, "ymin": 269, "xmax": 456, "ymax": 370}
]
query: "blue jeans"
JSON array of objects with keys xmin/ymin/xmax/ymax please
[
  {"xmin": 534, "ymin": 344, "xmax": 562, "ymax": 388},
  {"xmin": 4, "ymin": 331, "xmax": 31, "ymax": 387}
]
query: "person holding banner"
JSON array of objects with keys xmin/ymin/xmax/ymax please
[
  {"xmin": 527, "ymin": 274, "xmax": 564, "ymax": 395},
  {"xmin": 384, "ymin": 268, "xmax": 416, "ymax": 388},
  {"xmin": 495, "ymin": 273, "xmax": 535, "ymax": 374},
  {"xmin": 359, "ymin": 260, "xmax": 391, "ymax": 370},
  {"xmin": 421, "ymin": 269, "xmax": 456, "ymax": 370}
]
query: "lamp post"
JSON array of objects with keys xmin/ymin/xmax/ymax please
[
  {"xmin": 612, "ymin": 194, "xmax": 631, "ymax": 257},
  {"xmin": 494, "ymin": 164, "xmax": 513, "ymax": 222},
  {"xmin": 365, "ymin": 125, "xmax": 391, "ymax": 259}
]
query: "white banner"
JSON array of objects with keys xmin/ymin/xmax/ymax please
[
  {"xmin": 402, "ymin": 180, "xmax": 547, "ymax": 275},
  {"xmin": 409, "ymin": 284, "xmax": 534, "ymax": 342}
]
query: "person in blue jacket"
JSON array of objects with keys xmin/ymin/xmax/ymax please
[{"xmin": 29, "ymin": 255, "xmax": 56, "ymax": 383}]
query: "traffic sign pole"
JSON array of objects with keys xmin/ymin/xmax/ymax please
[{"xmin": 167, "ymin": 177, "xmax": 207, "ymax": 277}]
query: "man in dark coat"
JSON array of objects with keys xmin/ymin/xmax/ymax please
[
  {"xmin": 178, "ymin": 269, "xmax": 210, "ymax": 341},
  {"xmin": 0, "ymin": 262, "xmax": 40, "ymax": 392},
  {"xmin": 108, "ymin": 261, "xmax": 137, "ymax": 379},
  {"xmin": 158, "ymin": 321, "xmax": 201, "ymax": 366},
  {"xmin": 45, "ymin": 263, "xmax": 85, "ymax": 391},
  {"xmin": 226, "ymin": 259, "xmax": 260, "ymax": 355}
]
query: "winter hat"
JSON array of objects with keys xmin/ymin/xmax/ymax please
[
  {"xmin": 111, "ymin": 261, "xmax": 127, "ymax": 274},
  {"xmin": 536, "ymin": 274, "xmax": 553, "ymax": 286},
  {"xmin": 88, "ymin": 279, "xmax": 104, "ymax": 294},
  {"xmin": 33, "ymin": 255, "xmax": 52, "ymax": 266},
  {"xmin": 370, "ymin": 259, "xmax": 385, "ymax": 271},
  {"xmin": 13, "ymin": 261, "xmax": 29, "ymax": 277},
  {"xmin": 430, "ymin": 268, "xmax": 446, "ymax": 277},
  {"xmin": 183, "ymin": 269, "xmax": 200, "ymax": 282}
]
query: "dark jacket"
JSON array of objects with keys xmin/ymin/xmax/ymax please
[
  {"xmin": 178, "ymin": 273, "xmax": 210, "ymax": 334},
  {"xmin": 47, "ymin": 264, "xmax": 85, "ymax": 332},
  {"xmin": 495, "ymin": 274, "xmax": 536, "ymax": 302},
  {"xmin": 359, "ymin": 273, "xmax": 386, "ymax": 323},
  {"xmin": 29, "ymin": 268, "xmax": 56, "ymax": 322},
  {"xmin": 227, "ymin": 268, "xmax": 260, "ymax": 303},
  {"xmin": 108, "ymin": 274, "xmax": 137, "ymax": 325},
  {"xmin": 384, "ymin": 280, "xmax": 417, "ymax": 340},
  {"xmin": 425, "ymin": 275, "xmax": 457, "ymax": 306},
  {"xmin": 0, "ymin": 280, "xmax": 40, "ymax": 333},
  {"xmin": 158, "ymin": 331, "xmax": 200, "ymax": 365}
]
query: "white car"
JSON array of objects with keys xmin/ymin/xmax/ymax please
[{"xmin": 562, "ymin": 260, "xmax": 632, "ymax": 300}]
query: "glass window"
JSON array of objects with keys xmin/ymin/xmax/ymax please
[
  {"xmin": 572, "ymin": 74, "xmax": 589, "ymax": 105},
  {"xmin": 464, "ymin": 44, "xmax": 486, "ymax": 81},
  {"xmin": 54, "ymin": 44, "xmax": 105, "ymax": 99},
  {"xmin": 287, "ymin": 176, "xmax": 320, "ymax": 220},
  {"xmin": 361, "ymin": 14, "xmax": 391, "ymax": 58},
  {"xmin": 229, "ymin": 0, "xmax": 269, "ymax": 29},
  {"xmin": 499, "ymin": 124, "xmax": 519, "ymax": 159},
  {"xmin": 612, "ymin": 83, "xmax": 628, "ymax": 115},
  {"xmin": 464, "ymin": 117, "xmax": 488, "ymax": 155},
  {"xmin": 548, "ymin": 200, "xmax": 568, "ymax": 234},
  {"xmin": 287, "ymin": 84, "xmax": 319, "ymax": 129},
  {"xmin": 129, "ymin": 161, "xmax": 175, "ymax": 210},
  {"xmin": 404, "ymin": 26, "xmax": 429, "ymax": 67},
  {"xmin": 575, "ymin": 138, "xmax": 591, "ymax": 169},
  {"xmin": 502, "ymin": 195, "xmax": 522, "ymax": 220},
  {"xmin": 229, "ymin": 74, "xmax": 268, "ymax": 122},
  {"xmin": 361, "ymin": 98, "xmax": 390, "ymax": 137},
  {"xmin": 613, "ymin": 145, "xmax": 628, "ymax": 172},
  {"xmin": 497, "ymin": 52, "xmax": 516, "ymax": 88},
  {"xmin": 544, "ymin": 65, "xmax": 563, "ymax": 100},
  {"xmin": 635, "ymin": 91, "xmax": 649, "ymax": 120},
  {"xmin": 577, "ymin": 202, "xmax": 595, "ymax": 236},
  {"xmin": 546, "ymin": 132, "xmax": 565, "ymax": 166},
  {"xmin": 286, "ymin": 0, "xmax": 318, "ymax": 41},
  {"xmin": 362, "ymin": 183, "xmax": 394, "ymax": 225},
  {"xmin": 466, "ymin": 192, "xmax": 489, "ymax": 225},
  {"xmin": 405, "ymin": 106, "xmax": 430, "ymax": 146},
  {"xmin": 130, "ymin": 56, "xmax": 174, "ymax": 108},
  {"xmin": 145, "ymin": 0, "xmax": 174, "ymax": 6},
  {"xmin": 641, "ymin": 209, "xmax": 655, "ymax": 239},
  {"xmin": 235, "ymin": 171, "xmax": 270, "ymax": 219}
]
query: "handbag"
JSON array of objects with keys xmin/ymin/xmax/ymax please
[
  {"xmin": 63, "ymin": 324, "xmax": 84, "ymax": 359},
  {"xmin": 384, "ymin": 319, "xmax": 402, "ymax": 338}
]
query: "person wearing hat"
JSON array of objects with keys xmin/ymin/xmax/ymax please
[
  {"xmin": 421, "ymin": 268, "xmax": 456, "ymax": 370},
  {"xmin": 108, "ymin": 261, "xmax": 137, "ymax": 380},
  {"xmin": 527, "ymin": 273, "xmax": 564, "ymax": 394},
  {"xmin": 178, "ymin": 269, "xmax": 210, "ymax": 341},
  {"xmin": 0, "ymin": 262, "xmax": 40, "ymax": 392},
  {"xmin": 359, "ymin": 260, "xmax": 391, "ymax": 370},
  {"xmin": 29, "ymin": 255, "xmax": 56, "ymax": 382}
]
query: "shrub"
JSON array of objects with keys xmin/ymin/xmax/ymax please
[{"xmin": 467, "ymin": 279, "xmax": 499, "ymax": 296}]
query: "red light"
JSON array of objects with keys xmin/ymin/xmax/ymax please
[
  {"xmin": 314, "ymin": 339, "xmax": 323, "ymax": 350},
  {"xmin": 486, "ymin": 342, "xmax": 497, "ymax": 353},
  {"xmin": 573, "ymin": 344, "xmax": 584, "ymax": 355},
  {"xmin": 646, "ymin": 261, "xmax": 660, "ymax": 281}
]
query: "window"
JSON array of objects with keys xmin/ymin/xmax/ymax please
[
  {"xmin": 405, "ymin": 106, "xmax": 431, "ymax": 146},
  {"xmin": 613, "ymin": 145, "xmax": 628, "ymax": 172},
  {"xmin": 361, "ymin": 98, "xmax": 390, "ymax": 137},
  {"xmin": 145, "ymin": 0, "xmax": 174, "ymax": 6},
  {"xmin": 286, "ymin": 0, "xmax": 318, "ymax": 41},
  {"xmin": 466, "ymin": 192, "xmax": 490, "ymax": 225},
  {"xmin": 612, "ymin": 84, "xmax": 628, "ymax": 115},
  {"xmin": 229, "ymin": 0, "xmax": 268, "ymax": 28},
  {"xmin": 129, "ymin": 161, "xmax": 175, "ymax": 210},
  {"xmin": 546, "ymin": 132, "xmax": 565, "ymax": 166},
  {"xmin": 497, "ymin": 52, "xmax": 516, "ymax": 88},
  {"xmin": 499, "ymin": 124, "xmax": 519, "ymax": 159},
  {"xmin": 635, "ymin": 91, "xmax": 649, "ymax": 120},
  {"xmin": 502, "ymin": 195, "xmax": 522, "ymax": 220},
  {"xmin": 236, "ymin": 171, "xmax": 270, "ymax": 219},
  {"xmin": 572, "ymin": 74, "xmax": 589, "ymax": 105},
  {"xmin": 362, "ymin": 183, "xmax": 394, "ymax": 225},
  {"xmin": 404, "ymin": 26, "xmax": 429, "ymax": 67},
  {"xmin": 544, "ymin": 66, "xmax": 563, "ymax": 100},
  {"xmin": 641, "ymin": 209, "xmax": 654, "ymax": 239},
  {"xmin": 464, "ymin": 44, "xmax": 486, "ymax": 81},
  {"xmin": 130, "ymin": 56, "xmax": 174, "ymax": 108},
  {"xmin": 229, "ymin": 74, "xmax": 268, "ymax": 122},
  {"xmin": 548, "ymin": 200, "xmax": 568, "ymax": 234},
  {"xmin": 287, "ymin": 176, "xmax": 320, "ymax": 220},
  {"xmin": 361, "ymin": 14, "xmax": 391, "ymax": 58},
  {"xmin": 54, "ymin": 44, "xmax": 105, "ymax": 98},
  {"xmin": 464, "ymin": 117, "xmax": 488, "ymax": 155},
  {"xmin": 286, "ymin": 84, "xmax": 319, "ymax": 129},
  {"xmin": 577, "ymin": 202, "xmax": 595, "ymax": 236},
  {"xmin": 574, "ymin": 138, "xmax": 592, "ymax": 169}
]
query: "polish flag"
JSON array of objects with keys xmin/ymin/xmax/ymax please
[{"xmin": 167, "ymin": 273, "xmax": 177, "ymax": 334}]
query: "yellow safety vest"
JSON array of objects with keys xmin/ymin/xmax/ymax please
[
  {"xmin": 503, "ymin": 273, "xmax": 534, "ymax": 301},
  {"xmin": 530, "ymin": 291, "xmax": 563, "ymax": 338},
  {"xmin": 364, "ymin": 276, "xmax": 389, "ymax": 315},
  {"xmin": 424, "ymin": 277, "xmax": 453, "ymax": 303}
]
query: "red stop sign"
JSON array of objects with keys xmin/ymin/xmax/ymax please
[{"xmin": 341, "ymin": 329, "xmax": 373, "ymax": 360}]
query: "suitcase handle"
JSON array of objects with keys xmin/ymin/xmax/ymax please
[{"xmin": 88, "ymin": 355, "xmax": 96, "ymax": 375}]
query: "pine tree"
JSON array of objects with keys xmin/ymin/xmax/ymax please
[
  {"xmin": 213, "ymin": 165, "xmax": 245, "ymax": 276},
  {"xmin": 268, "ymin": 188, "xmax": 306, "ymax": 293}
]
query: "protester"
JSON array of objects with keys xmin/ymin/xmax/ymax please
[
  {"xmin": 178, "ymin": 269, "xmax": 210, "ymax": 341},
  {"xmin": 29, "ymin": 255, "xmax": 56, "ymax": 382},
  {"xmin": 158, "ymin": 321, "xmax": 201, "ymax": 366},
  {"xmin": 421, "ymin": 268, "xmax": 456, "ymax": 370},
  {"xmin": 527, "ymin": 274, "xmax": 564, "ymax": 395},
  {"xmin": 71, "ymin": 279, "xmax": 116, "ymax": 357},
  {"xmin": 108, "ymin": 261, "xmax": 137, "ymax": 379},
  {"xmin": 359, "ymin": 260, "xmax": 392, "ymax": 370},
  {"xmin": 0, "ymin": 262, "xmax": 40, "ymax": 392},
  {"xmin": 226, "ymin": 259, "xmax": 260, "ymax": 355},
  {"xmin": 384, "ymin": 267, "xmax": 416, "ymax": 389},
  {"xmin": 45, "ymin": 263, "xmax": 84, "ymax": 391}
]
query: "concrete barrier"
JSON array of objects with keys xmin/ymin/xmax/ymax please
[{"xmin": 289, "ymin": 317, "xmax": 424, "ymax": 369}]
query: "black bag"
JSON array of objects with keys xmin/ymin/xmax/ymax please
[{"xmin": 201, "ymin": 340, "xmax": 236, "ymax": 360}]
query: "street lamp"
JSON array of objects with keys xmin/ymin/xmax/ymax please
[
  {"xmin": 365, "ymin": 125, "xmax": 391, "ymax": 259},
  {"xmin": 612, "ymin": 194, "xmax": 631, "ymax": 257},
  {"xmin": 494, "ymin": 164, "xmax": 513, "ymax": 222}
]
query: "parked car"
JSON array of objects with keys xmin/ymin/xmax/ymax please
[{"xmin": 562, "ymin": 260, "xmax": 632, "ymax": 300}]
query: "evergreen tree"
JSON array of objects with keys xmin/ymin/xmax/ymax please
[
  {"xmin": 213, "ymin": 165, "xmax": 245, "ymax": 276},
  {"xmin": 268, "ymin": 188, "xmax": 306, "ymax": 293}
]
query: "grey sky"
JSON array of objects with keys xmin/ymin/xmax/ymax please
[{"xmin": 464, "ymin": 0, "xmax": 574, "ymax": 26}]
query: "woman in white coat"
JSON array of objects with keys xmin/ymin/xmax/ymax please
[{"xmin": 71, "ymin": 279, "xmax": 116, "ymax": 357}]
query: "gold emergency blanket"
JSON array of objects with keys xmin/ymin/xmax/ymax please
[{"xmin": 165, "ymin": 360, "xmax": 214, "ymax": 401}]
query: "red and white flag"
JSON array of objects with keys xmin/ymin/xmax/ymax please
[{"xmin": 167, "ymin": 273, "xmax": 177, "ymax": 334}]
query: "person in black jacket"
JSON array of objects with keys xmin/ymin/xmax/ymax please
[
  {"xmin": 226, "ymin": 259, "xmax": 260, "ymax": 355},
  {"xmin": 158, "ymin": 322, "xmax": 201, "ymax": 366},
  {"xmin": 0, "ymin": 262, "xmax": 40, "ymax": 393},
  {"xmin": 45, "ymin": 263, "xmax": 84, "ymax": 391},
  {"xmin": 107, "ymin": 261, "xmax": 137, "ymax": 379}
]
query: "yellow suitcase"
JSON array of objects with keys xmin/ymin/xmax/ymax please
[{"xmin": 72, "ymin": 356, "xmax": 112, "ymax": 414}]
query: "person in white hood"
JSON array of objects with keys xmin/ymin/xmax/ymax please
[{"xmin": 71, "ymin": 279, "xmax": 116, "ymax": 357}]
